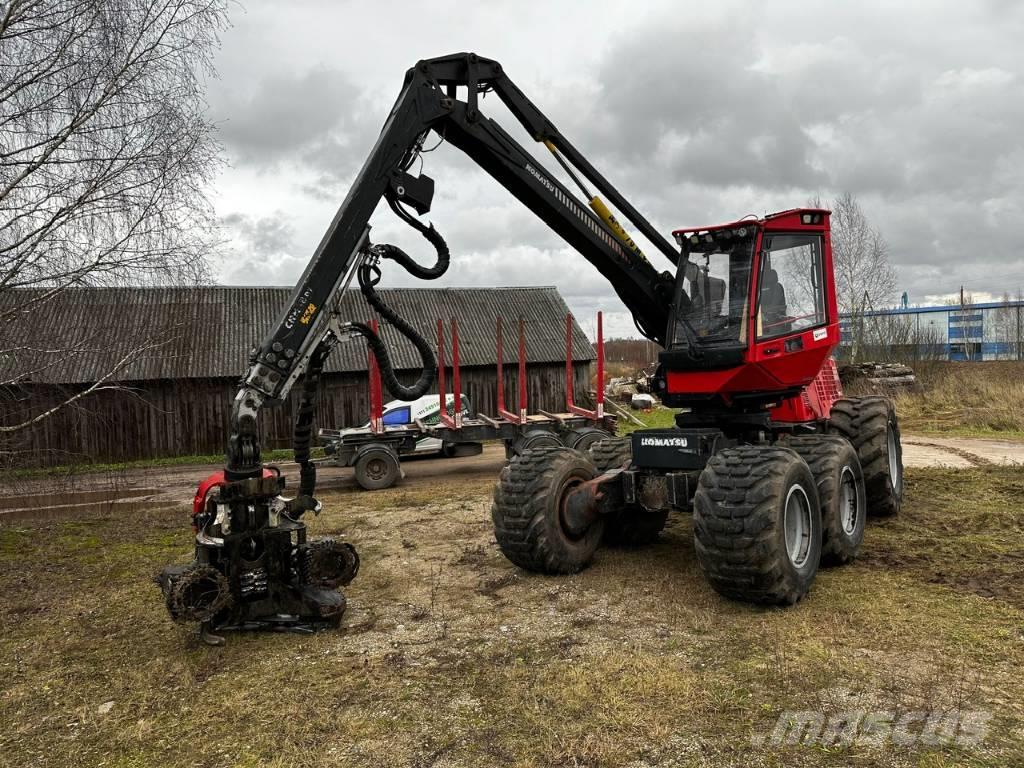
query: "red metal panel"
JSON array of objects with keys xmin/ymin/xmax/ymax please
[
  {"xmin": 518, "ymin": 318, "xmax": 527, "ymax": 422},
  {"xmin": 496, "ymin": 316, "xmax": 506, "ymax": 414},
  {"xmin": 565, "ymin": 313, "xmax": 574, "ymax": 410},
  {"xmin": 452, "ymin": 317, "xmax": 462, "ymax": 429},
  {"xmin": 368, "ymin": 318, "xmax": 383, "ymax": 433},
  {"xmin": 566, "ymin": 310, "xmax": 598, "ymax": 420},
  {"xmin": 437, "ymin": 319, "xmax": 452, "ymax": 428}
]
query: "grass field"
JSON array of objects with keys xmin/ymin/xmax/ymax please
[
  {"xmin": 619, "ymin": 360, "xmax": 1024, "ymax": 440},
  {"xmin": 878, "ymin": 361, "xmax": 1024, "ymax": 438},
  {"xmin": 2, "ymin": 465, "xmax": 1022, "ymax": 767},
  {"xmin": 8, "ymin": 447, "xmax": 326, "ymax": 481}
]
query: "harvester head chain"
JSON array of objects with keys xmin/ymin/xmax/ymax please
[
  {"xmin": 305, "ymin": 539, "xmax": 360, "ymax": 588},
  {"xmin": 165, "ymin": 563, "xmax": 233, "ymax": 624}
]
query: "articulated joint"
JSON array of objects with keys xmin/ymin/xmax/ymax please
[
  {"xmin": 561, "ymin": 469, "xmax": 625, "ymax": 537},
  {"xmin": 225, "ymin": 386, "xmax": 266, "ymax": 480}
]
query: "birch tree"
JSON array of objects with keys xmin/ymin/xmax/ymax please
[{"xmin": 0, "ymin": 0, "xmax": 228, "ymax": 444}]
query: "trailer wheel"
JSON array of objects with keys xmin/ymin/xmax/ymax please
[
  {"xmin": 693, "ymin": 446, "xmax": 821, "ymax": 605},
  {"xmin": 491, "ymin": 446, "xmax": 604, "ymax": 574},
  {"xmin": 563, "ymin": 426, "xmax": 610, "ymax": 453},
  {"xmin": 353, "ymin": 445, "xmax": 401, "ymax": 490},
  {"xmin": 508, "ymin": 428, "xmax": 562, "ymax": 458},
  {"xmin": 785, "ymin": 435, "xmax": 866, "ymax": 566},
  {"xmin": 829, "ymin": 397, "xmax": 902, "ymax": 517},
  {"xmin": 588, "ymin": 437, "xmax": 668, "ymax": 546}
]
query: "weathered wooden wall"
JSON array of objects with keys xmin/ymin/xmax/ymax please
[{"xmin": 3, "ymin": 362, "xmax": 592, "ymax": 465}]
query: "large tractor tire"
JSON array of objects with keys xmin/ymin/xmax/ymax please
[
  {"xmin": 786, "ymin": 435, "xmax": 866, "ymax": 566},
  {"xmin": 588, "ymin": 438, "xmax": 669, "ymax": 547},
  {"xmin": 491, "ymin": 446, "xmax": 604, "ymax": 574},
  {"xmin": 693, "ymin": 446, "xmax": 822, "ymax": 605},
  {"xmin": 829, "ymin": 397, "xmax": 903, "ymax": 518}
]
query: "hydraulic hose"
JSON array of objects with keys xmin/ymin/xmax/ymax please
[
  {"xmin": 347, "ymin": 195, "xmax": 451, "ymax": 401},
  {"xmin": 291, "ymin": 197, "xmax": 450, "ymax": 496},
  {"xmin": 293, "ymin": 342, "xmax": 332, "ymax": 497}
]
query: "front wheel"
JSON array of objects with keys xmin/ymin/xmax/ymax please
[
  {"xmin": 491, "ymin": 447, "xmax": 604, "ymax": 574},
  {"xmin": 693, "ymin": 446, "xmax": 821, "ymax": 605}
]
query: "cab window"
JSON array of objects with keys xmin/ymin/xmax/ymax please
[
  {"xmin": 382, "ymin": 406, "xmax": 411, "ymax": 426},
  {"xmin": 757, "ymin": 233, "xmax": 826, "ymax": 339}
]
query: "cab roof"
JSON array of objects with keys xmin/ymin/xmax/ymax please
[{"xmin": 672, "ymin": 208, "xmax": 831, "ymax": 237}]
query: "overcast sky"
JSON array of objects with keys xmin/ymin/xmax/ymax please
[{"xmin": 205, "ymin": 0, "xmax": 1024, "ymax": 337}]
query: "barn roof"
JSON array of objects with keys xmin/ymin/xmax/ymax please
[{"xmin": 1, "ymin": 286, "xmax": 595, "ymax": 385}]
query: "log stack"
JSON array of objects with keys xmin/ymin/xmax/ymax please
[{"xmin": 838, "ymin": 362, "xmax": 918, "ymax": 393}]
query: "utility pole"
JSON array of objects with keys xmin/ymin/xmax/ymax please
[{"xmin": 1017, "ymin": 290, "xmax": 1022, "ymax": 361}]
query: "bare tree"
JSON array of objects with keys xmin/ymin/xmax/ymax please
[
  {"xmin": 830, "ymin": 192, "xmax": 897, "ymax": 315},
  {"xmin": 810, "ymin": 193, "xmax": 897, "ymax": 361},
  {"xmin": 945, "ymin": 291, "xmax": 983, "ymax": 361},
  {"xmin": 991, "ymin": 292, "xmax": 1020, "ymax": 360},
  {"xmin": 0, "ymin": 0, "xmax": 227, "ymax": 443}
]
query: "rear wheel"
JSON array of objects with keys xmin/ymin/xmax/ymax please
[
  {"xmin": 588, "ymin": 438, "xmax": 669, "ymax": 546},
  {"xmin": 353, "ymin": 446, "xmax": 401, "ymax": 490},
  {"xmin": 829, "ymin": 397, "xmax": 902, "ymax": 517},
  {"xmin": 693, "ymin": 446, "xmax": 821, "ymax": 605},
  {"xmin": 786, "ymin": 435, "xmax": 866, "ymax": 566},
  {"xmin": 491, "ymin": 447, "xmax": 604, "ymax": 574}
]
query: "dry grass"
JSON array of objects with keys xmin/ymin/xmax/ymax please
[
  {"xmin": 890, "ymin": 361, "xmax": 1024, "ymax": 437},
  {"xmin": 1, "ymin": 469, "xmax": 1023, "ymax": 767}
]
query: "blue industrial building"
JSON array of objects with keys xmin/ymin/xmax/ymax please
[{"xmin": 839, "ymin": 300, "xmax": 1024, "ymax": 361}]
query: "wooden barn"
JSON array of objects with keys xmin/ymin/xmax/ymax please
[{"xmin": 1, "ymin": 286, "xmax": 595, "ymax": 465}]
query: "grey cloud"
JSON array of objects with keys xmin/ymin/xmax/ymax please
[
  {"xmin": 582, "ymin": 15, "xmax": 826, "ymax": 191},
  {"xmin": 218, "ymin": 211, "xmax": 309, "ymax": 285},
  {"xmin": 221, "ymin": 211, "xmax": 295, "ymax": 257},
  {"xmin": 216, "ymin": 66, "xmax": 370, "ymax": 172},
  {"xmin": 210, "ymin": 1, "xmax": 1024, "ymax": 322}
]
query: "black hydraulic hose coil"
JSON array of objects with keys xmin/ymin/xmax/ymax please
[{"xmin": 348, "ymin": 197, "xmax": 451, "ymax": 401}]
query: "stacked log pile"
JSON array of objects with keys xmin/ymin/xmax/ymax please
[{"xmin": 838, "ymin": 362, "xmax": 918, "ymax": 393}]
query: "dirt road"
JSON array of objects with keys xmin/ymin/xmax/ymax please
[
  {"xmin": 6, "ymin": 435, "xmax": 1022, "ymax": 521},
  {"xmin": 901, "ymin": 434, "xmax": 1024, "ymax": 467}
]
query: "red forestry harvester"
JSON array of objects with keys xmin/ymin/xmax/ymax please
[{"xmin": 158, "ymin": 53, "xmax": 903, "ymax": 641}]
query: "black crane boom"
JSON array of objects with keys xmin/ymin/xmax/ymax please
[{"xmin": 227, "ymin": 53, "xmax": 678, "ymax": 478}]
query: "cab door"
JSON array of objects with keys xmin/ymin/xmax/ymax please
[{"xmin": 751, "ymin": 231, "xmax": 838, "ymax": 388}]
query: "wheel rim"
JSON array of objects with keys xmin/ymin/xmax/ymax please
[
  {"xmin": 783, "ymin": 484, "xmax": 813, "ymax": 568},
  {"xmin": 838, "ymin": 466, "xmax": 859, "ymax": 535},
  {"xmin": 366, "ymin": 457, "xmax": 388, "ymax": 481},
  {"xmin": 887, "ymin": 421, "xmax": 901, "ymax": 491}
]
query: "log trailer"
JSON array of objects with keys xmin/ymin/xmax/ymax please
[
  {"xmin": 158, "ymin": 53, "xmax": 903, "ymax": 642},
  {"xmin": 318, "ymin": 313, "xmax": 615, "ymax": 491}
]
